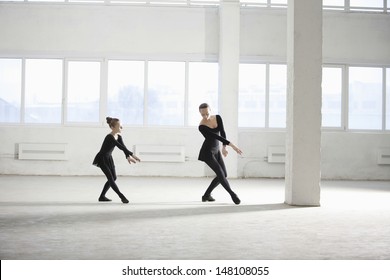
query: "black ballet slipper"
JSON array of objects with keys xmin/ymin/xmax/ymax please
[
  {"xmin": 202, "ymin": 195, "xmax": 215, "ymax": 202},
  {"xmin": 231, "ymin": 194, "xmax": 241, "ymax": 205},
  {"xmin": 121, "ymin": 197, "xmax": 129, "ymax": 204},
  {"xmin": 98, "ymin": 196, "xmax": 112, "ymax": 202}
]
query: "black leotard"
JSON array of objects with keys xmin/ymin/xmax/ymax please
[
  {"xmin": 198, "ymin": 115, "xmax": 230, "ymax": 162},
  {"xmin": 93, "ymin": 134, "xmax": 133, "ymax": 169}
]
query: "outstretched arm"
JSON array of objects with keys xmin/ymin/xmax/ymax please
[
  {"xmin": 216, "ymin": 115, "xmax": 243, "ymax": 157},
  {"xmin": 198, "ymin": 125, "xmax": 230, "ymax": 145},
  {"xmin": 116, "ymin": 135, "xmax": 141, "ymax": 163}
]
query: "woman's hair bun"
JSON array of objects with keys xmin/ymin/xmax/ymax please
[
  {"xmin": 106, "ymin": 117, "xmax": 112, "ymax": 124},
  {"xmin": 199, "ymin": 103, "xmax": 209, "ymax": 110}
]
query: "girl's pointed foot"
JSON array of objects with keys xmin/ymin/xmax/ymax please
[
  {"xmin": 231, "ymin": 194, "xmax": 241, "ymax": 205},
  {"xmin": 202, "ymin": 195, "xmax": 215, "ymax": 202}
]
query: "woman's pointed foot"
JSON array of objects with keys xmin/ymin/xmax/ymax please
[
  {"xmin": 98, "ymin": 196, "xmax": 112, "ymax": 202},
  {"xmin": 121, "ymin": 197, "xmax": 129, "ymax": 204}
]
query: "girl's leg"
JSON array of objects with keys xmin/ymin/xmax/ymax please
[
  {"xmin": 99, "ymin": 164, "xmax": 128, "ymax": 203},
  {"xmin": 99, "ymin": 181, "xmax": 111, "ymax": 201}
]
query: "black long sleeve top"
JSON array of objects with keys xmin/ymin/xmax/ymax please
[
  {"xmin": 93, "ymin": 134, "xmax": 133, "ymax": 168},
  {"xmin": 198, "ymin": 115, "xmax": 230, "ymax": 162}
]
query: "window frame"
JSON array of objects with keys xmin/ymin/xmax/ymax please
[
  {"xmin": 64, "ymin": 59, "xmax": 103, "ymax": 125},
  {"xmin": 321, "ymin": 64, "xmax": 345, "ymax": 131},
  {"xmin": 1, "ymin": 56, "xmax": 389, "ymax": 133},
  {"xmin": 0, "ymin": 57, "xmax": 23, "ymax": 124},
  {"xmin": 346, "ymin": 65, "xmax": 385, "ymax": 132},
  {"xmin": 23, "ymin": 57, "xmax": 64, "ymax": 125}
]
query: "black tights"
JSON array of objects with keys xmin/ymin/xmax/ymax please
[
  {"xmin": 99, "ymin": 164, "xmax": 125, "ymax": 199},
  {"xmin": 204, "ymin": 152, "xmax": 236, "ymax": 197}
]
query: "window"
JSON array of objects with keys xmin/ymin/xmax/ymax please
[
  {"xmin": 271, "ymin": 0, "xmax": 287, "ymax": 5},
  {"xmin": 323, "ymin": 0, "xmax": 344, "ymax": 10},
  {"xmin": 240, "ymin": 0, "xmax": 287, "ymax": 7},
  {"xmin": 350, "ymin": 0, "xmax": 383, "ymax": 9},
  {"xmin": 269, "ymin": 64, "xmax": 287, "ymax": 128},
  {"xmin": 239, "ymin": 63, "xmax": 287, "ymax": 128},
  {"xmin": 0, "ymin": 59, "xmax": 22, "ymax": 123},
  {"xmin": 147, "ymin": 61, "xmax": 185, "ymax": 126},
  {"xmin": 240, "ymin": 0, "xmax": 267, "ymax": 5},
  {"xmin": 348, "ymin": 67, "xmax": 382, "ymax": 130},
  {"xmin": 239, "ymin": 64, "xmax": 266, "ymax": 128},
  {"xmin": 322, "ymin": 67, "xmax": 342, "ymax": 128},
  {"xmin": 323, "ymin": 0, "xmax": 343, "ymax": 5},
  {"xmin": 188, "ymin": 62, "xmax": 219, "ymax": 126},
  {"xmin": 25, "ymin": 59, "xmax": 63, "ymax": 124},
  {"xmin": 69, "ymin": 0, "xmax": 104, "ymax": 2},
  {"xmin": 66, "ymin": 61, "xmax": 100, "ymax": 123},
  {"xmin": 107, "ymin": 60, "xmax": 144, "ymax": 126},
  {"xmin": 387, "ymin": 68, "xmax": 390, "ymax": 130}
]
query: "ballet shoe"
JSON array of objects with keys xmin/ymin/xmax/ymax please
[
  {"xmin": 98, "ymin": 196, "xmax": 112, "ymax": 202},
  {"xmin": 121, "ymin": 197, "xmax": 129, "ymax": 204},
  {"xmin": 231, "ymin": 194, "xmax": 241, "ymax": 205},
  {"xmin": 202, "ymin": 195, "xmax": 215, "ymax": 202}
]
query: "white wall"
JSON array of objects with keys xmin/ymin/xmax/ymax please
[
  {"xmin": 0, "ymin": 125, "xmax": 205, "ymax": 177},
  {"xmin": 0, "ymin": 3, "xmax": 390, "ymax": 179},
  {"xmin": 0, "ymin": 4, "xmax": 219, "ymax": 57},
  {"xmin": 238, "ymin": 131, "xmax": 390, "ymax": 180}
]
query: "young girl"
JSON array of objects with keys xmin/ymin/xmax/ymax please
[
  {"xmin": 198, "ymin": 103, "xmax": 242, "ymax": 205},
  {"xmin": 93, "ymin": 117, "xmax": 140, "ymax": 203}
]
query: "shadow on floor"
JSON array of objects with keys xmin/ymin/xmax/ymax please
[{"xmin": 0, "ymin": 201, "xmax": 308, "ymax": 227}]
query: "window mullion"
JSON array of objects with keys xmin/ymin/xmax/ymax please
[
  {"xmin": 383, "ymin": 67, "xmax": 387, "ymax": 130},
  {"xmin": 184, "ymin": 61, "xmax": 189, "ymax": 126},
  {"xmin": 342, "ymin": 65, "xmax": 348, "ymax": 131},
  {"xmin": 144, "ymin": 60, "xmax": 149, "ymax": 126},
  {"xmin": 265, "ymin": 63, "xmax": 270, "ymax": 128},
  {"xmin": 20, "ymin": 58, "xmax": 26, "ymax": 124},
  {"xmin": 345, "ymin": 0, "xmax": 350, "ymax": 12},
  {"xmin": 100, "ymin": 59, "xmax": 108, "ymax": 126},
  {"xmin": 62, "ymin": 59, "xmax": 68, "ymax": 125}
]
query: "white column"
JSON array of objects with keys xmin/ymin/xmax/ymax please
[
  {"xmin": 285, "ymin": 0, "xmax": 323, "ymax": 206},
  {"xmin": 219, "ymin": 0, "xmax": 240, "ymax": 178}
]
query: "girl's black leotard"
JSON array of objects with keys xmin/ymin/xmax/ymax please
[
  {"xmin": 93, "ymin": 134, "xmax": 133, "ymax": 169},
  {"xmin": 198, "ymin": 115, "xmax": 230, "ymax": 162}
]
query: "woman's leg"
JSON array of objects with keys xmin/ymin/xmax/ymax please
[
  {"xmin": 204, "ymin": 154, "xmax": 240, "ymax": 204},
  {"xmin": 203, "ymin": 177, "xmax": 220, "ymax": 199}
]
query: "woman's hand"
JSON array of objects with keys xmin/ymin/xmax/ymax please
[
  {"xmin": 222, "ymin": 145, "xmax": 228, "ymax": 157},
  {"xmin": 229, "ymin": 143, "xmax": 243, "ymax": 156}
]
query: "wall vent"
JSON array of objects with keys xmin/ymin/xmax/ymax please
[
  {"xmin": 267, "ymin": 146, "xmax": 285, "ymax": 163},
  {"xmin": 377, "ymin": 148, "xmax": 390, "ymax": 165},
  {"xmin": 18, "ymin": 143, "xmax": 68, "ymax": 161},
  {"xmin": 134, "ymin": 145, "xmax": 185, "ymax": 163}
]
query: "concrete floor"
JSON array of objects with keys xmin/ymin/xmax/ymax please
[{"xmin": 0, "ymin": 175, "xmax": 389, "ymax": 260}]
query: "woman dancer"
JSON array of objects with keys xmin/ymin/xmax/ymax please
[
  {"xmin": 93, "ymin": 117, "xmax": 140, "ymax": 203},
  {"xmin": 198, "ymin": 103, "xmax": 242, "ymax": 205}
]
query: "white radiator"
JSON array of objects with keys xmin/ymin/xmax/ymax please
[
  {"xmin": 377, "ymin": 148, "xmax": 390, "ymax": 165},
  {"xmin": 18, "ymin": 143, "xmax": 68, "ymax": 161},
  {"xmin": 267, "ymin": 146, "xmax": 285, "ymax": 163},
  {"xmin": 134, "ymin": 145, "xmax": 185, "ymax": 163}
]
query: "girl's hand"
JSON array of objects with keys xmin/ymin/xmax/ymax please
[
  {"xmin": 127, "ymin": 155, "xmax": 140, "ymax": 164},
  {"xmin": 132, "ymin": 155, "xmax": 141, "ymax": 162}
]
